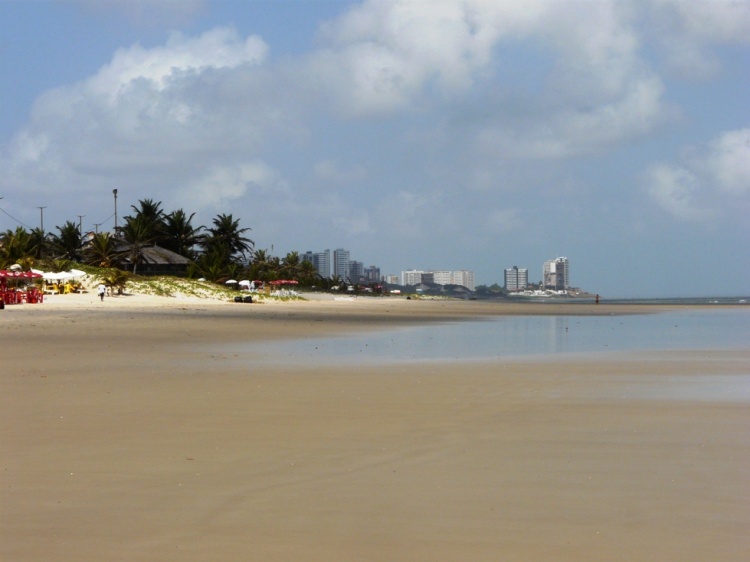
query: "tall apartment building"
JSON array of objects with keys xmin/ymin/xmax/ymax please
[
  {"xmin": 543, "ymin": 257, "xmax": 570, "ymax": 291},
  {"xmin": 302, "ymin": 249, "xmax": 331, "ymax": 279},
  {"xmin": 348, "ymin": 260, "xmax": 364, "ymax": 282},
  {"xmin": 364, "ymin": 265, "xmax": 381, "ymax": 283},
  {"xmin": 333, "ymin": 248, "xmax": 350, "ymax": 280},
  {"xmin": 401, "ymin": 269, "xmax": 424, "ymax": 286},
  {"xmin": 504, "ymin": 266, "xmax": 528, "ymax": 292},
  {"xmin": 451, "ymin": 270, "xmax": 475, "ymax": 291}
]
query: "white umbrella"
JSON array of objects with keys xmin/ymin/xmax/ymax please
[
  {"xmin": 225, "ymin": 279, "xmax": 238, "ymax": 284},
  {"xmin": 56, "ymin": 270, "xmax": 85, "ymax": 281},
  {"xmin": 238, "ymin": 280, "xmax": 251, "ymax": 286}
]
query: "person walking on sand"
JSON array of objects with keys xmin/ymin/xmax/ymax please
[{"xmin": 98, "ymin": 284, "xmax": 106, "ymax": 301}]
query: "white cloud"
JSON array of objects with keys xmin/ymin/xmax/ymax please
[
  {"xmin": 2, "ymin": 27, "xmax": 274, "ymax": 202},
  {"xmin": 313, "ymin": 160, "xmax": 368, "ymax": 186},
  {"xmin": 184, "ymin": 161, "xmax": 287, "ymax": 209},
  {"xmin": 646, "ymin": 127, "xmax": 750, "ymax": 221},
  {"xmin": 650, "ymin": 0, "xmax": 750, "ymax": 78},
  {"xmin": 308, "ymin": 0, "xmax": 671, "ymax": 158},
  {"xmin": 89, "ymin": 27, "xmax": 267, "ymax": 101},
  {"xmin": 646, "ymin": 164, "xmax": 715, "ymax": 222},
  {"xmin": 703, "ymin": 128, "xmax": 750, "ymax": 194},
  {"xmin": 659, "ymin": 0, "xmax": 750, "ymax": 43},
  {"xmin": 308, "ymin": 0, "xmax": 552, "ymax": 117}
]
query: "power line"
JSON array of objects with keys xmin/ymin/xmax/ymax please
[
  {"xmin": 0, "ymin": 206, "xmax": 34, "ymax": 230},
  {"xmin": 0, "ymin": 207, "xmax": 115, "ymax": 232},
  {"xmin": 94, "ymin": 212, "xmax": 115, "ymax": 228}
]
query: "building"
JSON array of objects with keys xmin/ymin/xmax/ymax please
[
  {"xmin": 400, "ymin": 269, "xmax": 476, "ymax": 291},
  {"xmin": 364, "ymin": 265, "xmax": 381, "ymax": 283},
  {"xmin": 504, "ymin": 266, "xmax": 528, "ymax": 292},
  {"xmin": 303, "ymin": 249, "xmax": 331, "ymax": 279},
  {"xmin": 401, "ymin": 269, "xmax": 424, "ymax": 286},
  {"xmin": 117, "ymin": 244, "xmax": 191, "ymax": 276},
  {"xmin": 430, "ymin": 270, "xmax": 453, "ymax": 286},
  {"xmin": 333, "ymin": 248, "xmax": 350, "ymax": 280},
  {"xmin": 543, "ymin": 257, "xmax": 569, "ymax": 291},
  {"xmin": 451, "ymin": 270, "xmax": 475, "ymax": 291},
  {"xmin": 348, "ymin": 260, "xmax": 364, "ymax": 282}
]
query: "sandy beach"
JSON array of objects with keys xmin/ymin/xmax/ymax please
[{"xmin": 2, "ymin": 294, "xmax": 749, "ymax": 561}]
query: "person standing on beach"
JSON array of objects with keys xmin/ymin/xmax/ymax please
[{"xmin": 98, "ymin": 284, "xmax": 106, "ymax": 301}]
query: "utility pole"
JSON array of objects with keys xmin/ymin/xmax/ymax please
[
  {"xmin": 77, "ymin": 214, "xmax": 85, "ymax": 233},
  {"xmin": 113, "ymin": 189, "xmax": 118, "ymax": 233},
  {"xmin": 94, "ymin": 223, "xmax": 102, "ymax": 233},
  {"xmin": 38, "ymin": 206, "xmax": 47, "ymax": 258}
]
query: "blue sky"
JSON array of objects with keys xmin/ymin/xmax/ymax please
[{"xmin": 1, "ymin": 0, "xmax": 748, "ymax": 297}]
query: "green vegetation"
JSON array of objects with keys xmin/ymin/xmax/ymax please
[{"xmin": 0, "ymin": 198, "xmax": 324, "ymax": 294}]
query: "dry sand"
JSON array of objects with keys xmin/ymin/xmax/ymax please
[{"xmin": 2, "ymin": 293, "xmax": 749, "ymax": 561}]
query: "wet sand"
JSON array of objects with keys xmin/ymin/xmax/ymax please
[{"xmin": 2, "ymin": 296, "xmax": 749, "ymax": 561}]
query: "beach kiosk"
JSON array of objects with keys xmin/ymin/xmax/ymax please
[{"xmin": 0, "ymin": 270, "xmax": 44, "ymax": 305}]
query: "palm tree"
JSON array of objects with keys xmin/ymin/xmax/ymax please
[
  {"xmin": 162, "ymin": 209, "xmax": 203, "ymax": 258},
  {"xmin": 248, "ymin": 249, "xmax": 283, "ymax": 281},
  {"xmin": 298, "ymin": 259, "xmax": 319, "ymax": 287},
  {"xmin": 84, "ymin": 232, "xmax": 120, "ymax": 268},
  {"xmin": 49, "ymin": 221, "xmax": 83, "ymax": 261},
  {"xmin": 101, "ymin": 268, "xmax": 130, "ymax": 295},
  {"xmin": 119, "ymin": 215, "xmax": 155, "ymax": 275},
  {"xmin": 122, "ymin": 199, "xmax": 165, "ymax": 243},
  {"xmin": 0, "ymin": 227, "xmax": 40, "ymax": 266},
  {"xmin": 46, "ymin": 258, "xmax": 76, "ymax": 273},
  {"xmin": 281, "ymin": 251, "xmax": 302, "ymax": 279},
  {"xmin": 190, "ymin": 248, "xmax": 232, "ymax": 282},
  {"xmin": 203, "ymin": 213, "xmax": 254, "ymax": 265}
]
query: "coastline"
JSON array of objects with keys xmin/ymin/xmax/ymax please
[{"xmin": 2, "ymin": 295, "xmax": 749, "ymax": 561}]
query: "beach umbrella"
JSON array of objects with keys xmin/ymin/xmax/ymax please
[
  {"xmin": 225, "ymin": 279, "xmax": 238, "ymax": 284},
  {"xmin": 53, "ymin": 269, "xmax": 86, "ymax": 281},
  {"xmin": 0, "ymin": 270, "xmax": 42, "ymax": 278},
  {"xmin": 238, "ymin": 280, "xmax": 251, "ymax": 286}
]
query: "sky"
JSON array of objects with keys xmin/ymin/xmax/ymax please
[{"xmin": 1, "ymin": 0, "xmax": 748, "ymax": 297}]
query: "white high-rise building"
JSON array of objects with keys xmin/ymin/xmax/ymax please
[
  {"xmin": 401, "ymin": 269, "xmax": 424, "ymax": 286},
  {"xmin": 400, "ymin": 269, "xmax": 475, "ymax": 290},
  {"xmin": 450, "ymin": 270, "xmax": 475, "ymax": 291},
  {"xmin": 333, "ymin": 248, "xmax": 350, "ymax": 280},
  {"xmin": 543, "ymin": 257, "xmax": 569, "ymax": 291}
]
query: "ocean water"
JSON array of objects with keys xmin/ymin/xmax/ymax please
[{"xmin": 244, "ymin": 308, "xmax": 750, "ymax": 365}]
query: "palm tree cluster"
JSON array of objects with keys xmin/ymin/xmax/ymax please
[
  {"xmin": 0, "ymin": 199, "xmax": 253, "ymax": 280},
  {"xmin": 0, "ymin": 198, "xmax": 332, "ymax": 289}
]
